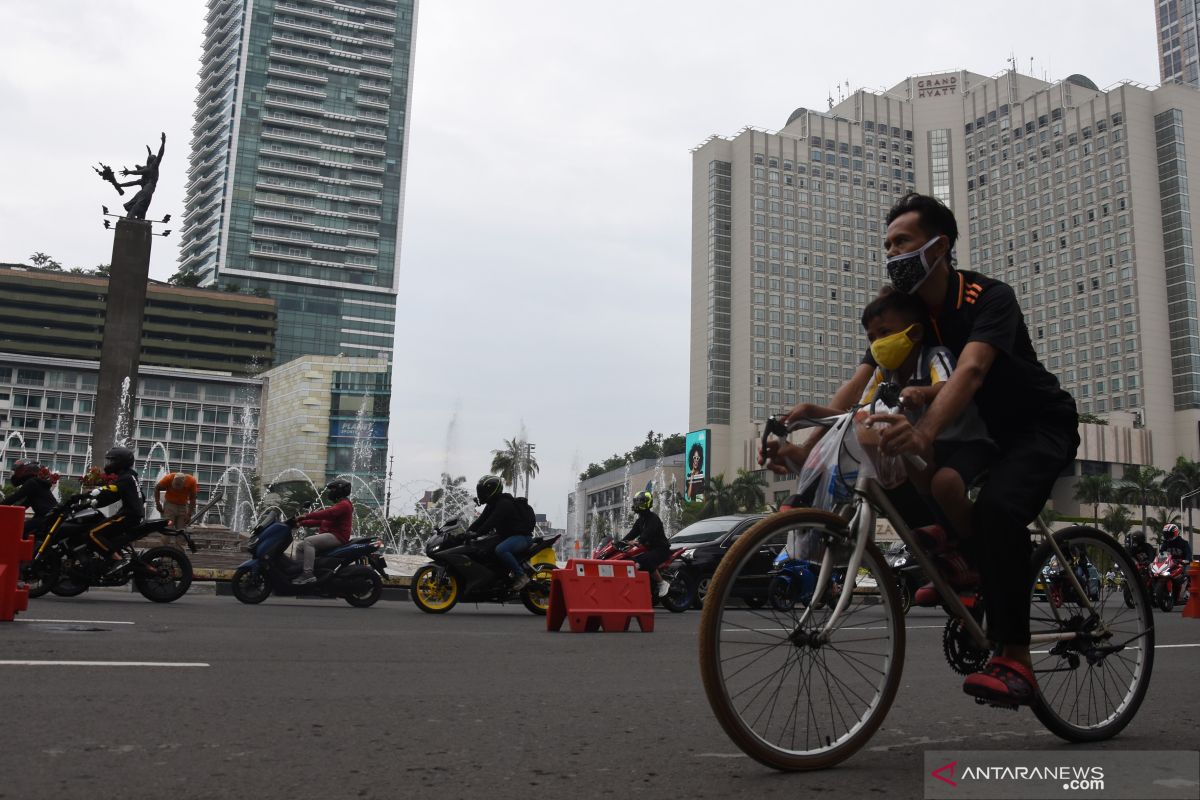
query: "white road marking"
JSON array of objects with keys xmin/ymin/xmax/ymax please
[
  {"xmin": 14, "ymin": 618, "xmax": 135, "ymax": 625},
  {"xmin": 0, "ymin": 661, "xmax": 208, "ymax": 668}
]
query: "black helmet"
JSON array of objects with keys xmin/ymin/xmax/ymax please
[
  {"xmin": 631, "ymin": 490, "xmax": 653, "ymax": 513},
  {"xmin": 325, "ymin": 479, "xmax": 352, "ymax": 501},
  {"xmin": 103, "ymin": 446, "xmax": 135, "ymax": 473},
  {"xmin": 1129, "ymin": 531, "xmax": 1146, "ymax": 546},
  {"xmin": 10, "ymin": 459, "xmax": 40, "ymax": 485},
  {"xmin": 476, "ymin": 475, "xmax": 503, "ymax": 504}
]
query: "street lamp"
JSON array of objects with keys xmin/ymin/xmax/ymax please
[{"xmin": 1180, "ymin": 486, "xmax": 1200, "ymax": 553}]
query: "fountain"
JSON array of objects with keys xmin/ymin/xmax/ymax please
[
  {"xmin": 113, "ymin": 376, "xmax": 133, "ymax": 447},
  {"xmin": 0, "ymin": 430, "xmax": 29, "ymax": 468},
  {"xmin": 141, "ymin": 441, "xmax": 172, "ymax": 519}
]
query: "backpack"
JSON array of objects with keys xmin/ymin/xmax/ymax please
[{"xmin": 513, "ymin": 496, "xmax": 538, "ymax": 535}]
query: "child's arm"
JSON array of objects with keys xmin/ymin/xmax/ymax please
[{"xmin": 899, "ymin": 383, "xmax": 942, "ymax": 410}]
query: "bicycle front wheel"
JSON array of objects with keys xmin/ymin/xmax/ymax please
[
  {"xmin": 698, "ymin": 509, "xmax": 904, "ymax": 771},
  {"xmin": 1029, "ymin": 526, "xmax": 1154, "ymax": 742}
]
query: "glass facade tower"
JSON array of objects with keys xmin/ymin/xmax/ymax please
[{"xmin": 179, "ymin": 0, "xmax": 416, "ymax": 366}]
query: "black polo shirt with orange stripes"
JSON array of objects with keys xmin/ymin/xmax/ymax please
[
  {"xmin": 864, "ymin": 269, "xmax": 1076, "ymax": 436},
  {"xmin": 926, "ymin": 269, "xmax": 1076, "ymax": 435}
]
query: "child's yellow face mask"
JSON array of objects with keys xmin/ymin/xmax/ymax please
[{"xmin": 869, "ymin": 324, "xmax": 918, "ymax": 371}]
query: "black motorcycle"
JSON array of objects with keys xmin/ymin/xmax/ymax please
[
  {"xmin": 410, "ymin": 518, "xmax": 561, "ymax": 615},
  {"xmin": 884, "ymin": 540, "xmax": 926, "ymax": 615},
  {"xmin": 230, "ymin": 510, "xmax": 387, "ymax": 607},
  {"xmin": 23, "ymin": 488, "xmax": 196, "ymax": 603}
]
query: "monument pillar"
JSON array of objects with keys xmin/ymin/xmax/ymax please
[{"xmin": 91, "ymin": 218, "xmax": 153, "ymax": 463}]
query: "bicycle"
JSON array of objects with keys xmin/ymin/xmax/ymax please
[{"xmin": 697, "ymin": 402, "xmax": 1155, "ymax": 771}]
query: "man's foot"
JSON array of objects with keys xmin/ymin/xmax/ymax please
[
  {"xmin": 292, "ymin": 572, "xmax": 317, "ymax": 585},
  {"xmin": 657, "ymin": 579, "xmax": 671, "ymax": 598},
  {"xmin": 511, "ymin": 574, "xmax": 531, "ymax": 592},
  {"xmin": 962, "ymin": 656, "xmax": 1037, "ymax": 707},
  {"xmin": 913, "ymin": 551, "xmax": 980, "ymax": 606}
]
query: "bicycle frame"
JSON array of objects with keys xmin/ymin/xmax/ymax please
[{"xmin": 773, "ymin": 412, "xmax": 1105, "ymax": 652}]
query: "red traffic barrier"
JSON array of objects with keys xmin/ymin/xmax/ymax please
[
  {"xmin": 547, "ymin": 558, "xmax": 654, "ymax": 632},
  {"xmin": 1183, "ymin": 561, "xmax": 1200, "ymax": 619},
  {"xmin": 0, "ymin": 505, "xmax": 33, "ymax": 622}
]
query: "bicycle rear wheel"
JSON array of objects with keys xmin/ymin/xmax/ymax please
[
  {"xmin": 1029, "ymin": 527, "xmax": 1154, "ymax": 742},
  {"xmin": 698, "ymin": 509, "xmax": 904, "ymax": 771}
]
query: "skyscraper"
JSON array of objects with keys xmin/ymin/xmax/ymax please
[
  {"xmin": 179, "ymin": 0, "xmax": 416, "ymax": 366},
  {"xmin": 1157, "ymin": 0, "xmax": 1200, "ymax": 86},
  {"xmin": 690, "ymin": 68, "xmax": 1200, "ymax": 510}
]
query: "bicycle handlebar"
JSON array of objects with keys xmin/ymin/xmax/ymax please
[{"xmin": 760, "ymin": 411, "xmax": 927, "ymax": 473}]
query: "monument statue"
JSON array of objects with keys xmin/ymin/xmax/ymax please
[{"xmin": 94, "ymin": 132, "xmax": 166, "ymax": 220}]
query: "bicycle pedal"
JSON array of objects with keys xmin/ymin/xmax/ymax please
[{"xmin": 973, "ymin": 697, "xmax": 1019, "ymax": 711}]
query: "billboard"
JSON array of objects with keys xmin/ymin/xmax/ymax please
[{"xmin": 684, "ymin": 429, "xmax": 710, "ymax": 503}]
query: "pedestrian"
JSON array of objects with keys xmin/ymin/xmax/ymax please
[{"xmin": 155, "ymin": 471, "xmax": 198, "ymax": 534}]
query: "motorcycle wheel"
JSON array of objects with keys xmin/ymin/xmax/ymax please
[
  {"xmin": 1122, "ymin": 585, "xmax": 1134, "ymax": 609},
  {"xmin": 231, "ymin": 565, "xmax": 272, "ymax": 604},
  {"xmin": 23, "ymin": 562, "xmax": 55, "ymax": 599},
  {"xmin": 411, "ymin": 565, "xmax": 459, "ymax": 614},
  {"xmin": 660, "ymin": 569, "xmax": 696, "ymax": 613},
  {"xmin": 744, "ymin": 595, "xmax": 766, "ymax": 609},
  {"xmin": 521, "ymin": 565, "xmax": 555, "ymax": 615},
  {"xmin": 767, "ymin": 575, "xmax": 796, "ymax": 612},
  {"xmin": 1155, "ymin": 581, "xmax": 1173, "ymax": 612},
  {"xmin": 134, "ymin": 547, "xmax": 193, "ymax": 603},
  {"xmin": 897, "ymin": 578, "xmax": 913, "ymax": 616},
  {"xmin": 344, "ymin": 571, "xmax": 382, "ymax": 608}
]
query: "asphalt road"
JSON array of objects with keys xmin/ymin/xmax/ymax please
[{"xmin": 1, "ymin": 591, "xmax": 1197, "ymax": 800}]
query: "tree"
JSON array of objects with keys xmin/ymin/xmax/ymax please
[
  {"xmin": 491, "ymin": 437, "xmax": 539, "ymax": 495},
  {"xmin": 1116, "ymin": 466, "xmax": 1166, "ymax": 537},
  {"xmin": 662, "ymin": 433, "xmax": 685, "ymax": 456},
  {"xmin": 731, "ymin": 468, "xmax": 768, "ymax": 512},
  {"xmin": 1146, "ymin": 509, "xmax": 1180, "ymax": 543},
  {"xmin": 28, "ymin": 251, "xmax": 62, "ymax": 270},
  {"xmin": 629, "ymin": 431, "xmax": 663, "ymax": 462},
  {"xmin": 1077, "ymin": 412, "xmax": 1108, "ymax": 425},
  {"xmin": 168, "ymin": 268, "xmax": 204, "ymax": 287},
  {"xmin": 695, "ymin": 474, "xmax": 739, "ymax": 519},
  {"xmin": 1073, "ymin": 473, "xmax": 1112, "ymax": 525},
  {"xmin": 1163, "ymin": 456, "xmax": 1200, "ymax": 539},
  {"xmin": 1101, "ymin": 505, "xmax": 1133, "ymax": 540}
]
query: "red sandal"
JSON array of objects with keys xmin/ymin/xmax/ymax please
[
  {"xmin": 913, "ymin": 551, "xmax": 980, "ymax": 606},
  {"xmin": 962, "ymin": 656, "xmax": 1038, "ymax": 708},
  {"xmin": 913, "ymin": 524, "xmax": 954, "ymax": 554}
]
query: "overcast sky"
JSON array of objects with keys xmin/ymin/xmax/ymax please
[{"xmin": 1, "ymin": 1, "xmax": 1159, "ymax": 526}]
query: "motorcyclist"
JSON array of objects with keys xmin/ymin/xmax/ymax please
[
  {"xmin": 87, "ymin": 446, "xmax": 145, "ymax": 573},
  {"xmin": 2, "ymin": 459, "xmax": 59, "ymax": 537},
  {"xmin": 1127, "ymin": 531, "xmax": 1156, "ymax": 566},
  {"xmin": 622, "ymin": 490, "xmax": 672, "ymax": 598},
  {"xmin": 292, "ymin": 479, "xmax": 354, "ymax": 585},
  {"xmin": 1159, "ymin": 523, "xmax": 1193, "ymax": 563},
  {"xmin": 467, "ymin": 475, "xmax": 533, "ymax": 591}
]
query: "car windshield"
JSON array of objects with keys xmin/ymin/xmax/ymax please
[{"xmin": 670, "ymin": 518, "xmax": 742, "ymax": 544}]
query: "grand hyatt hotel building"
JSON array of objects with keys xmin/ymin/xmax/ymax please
[{"xmin": 689, "ymin": 68, "xmax": 1200, "ymax": 508}]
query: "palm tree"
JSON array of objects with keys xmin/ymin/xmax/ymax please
[
  {"xmin": 1115, "ymin": 465, "xmax": 1165, "ymax": 537},
  {"xmin": 1146, "ymin": 508, "xmax": 1180, "ymax": 541},
  {"xmin": 1101, "ymin": 505, "xmax": 1133, "ymax": 541},
  {"xmin": 1163, "ymin": 456, "xmax": 1200, "ymax": 540},
  {"xmin": 490, "ymin": 437, "xmax": 539, "ymax": 495},
  {"xmin": 731, "ymin": 468, "xmax": 768, "ymax": 512},
  {"xmin": 697, "ymin": 474, "xmax": 739, "ymax": 519},
  {"xmin": 1073, "ymin": 473, "xmax": 1112, "ymax": 526}
]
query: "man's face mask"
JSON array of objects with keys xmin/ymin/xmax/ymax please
[
  {"xmin": 869, "ymin": 324, "xmax": 918, "ymax": 371},
  {"xmin": 886, "ymin": 235, "xmax": 943, "ymax": 294}
]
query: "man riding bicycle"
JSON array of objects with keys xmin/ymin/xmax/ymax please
[{"xmin": 767, "ymin": 193, "xmax": 1079, "ymax": 708}]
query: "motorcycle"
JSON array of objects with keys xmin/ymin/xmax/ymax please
[
  {"xmin": 591, "ymin": 536, "xmax": 693, "ymax": 613},
  {"xmin": 411, "ymin": 518, "xmax": 561, "ymax": 615},
  {"xmin": 1150, "ymin": 551, "xmax": 1190, "ymax": 612},
  {"xmin": 766, "ymin": 549, "xmax": 845, "ymax": 612},
  {"xmin": 1041, "ymin": 556, "xmax": 1100, "ymax": 608},
  {"xmin": 230, "ymin": 510, "xmax": 386, "ymax": 607},
  {"xmin": 884, "ymin": 541, "xmax": 925, "ymax": 615},
  {"xmin": 21, "ymin": 487, "xmax": 196, "ymax": 603}
]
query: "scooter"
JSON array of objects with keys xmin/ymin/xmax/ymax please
[
  {"xmin": 1150, "ymin": 551, "xmax": 1190, "ymax": 612},
  {"xmin": 591, "ymin": 536, "xmax": 693, "ymax": 613},
  {"xmin": 410, "ymin": 518, "xmax": 561, "ymax": 615},
  {"xmin": 766, "ymin": 549, "xmax": 844, "ymax": 612},
  {"xmin": 885, "ymin": 541, "xmax": 926, "ymax": 615},
  {"xmin": 230, "ymin": 512, "xmax": 386, "ymax": 608}
]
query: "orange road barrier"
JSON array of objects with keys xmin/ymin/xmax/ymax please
[
  {"xmin": 0, "ymin": 506, "xmax": 33, "ymax": 622},
  {"xmin": 1182, "ymin": 561, "xmax": 1200, "ymax": 619},
  {"xmin": 547, "ymin": 558, "xmax": 654, "ymax": 632}
]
